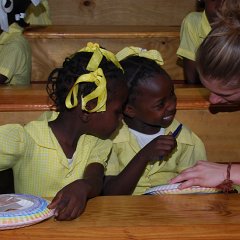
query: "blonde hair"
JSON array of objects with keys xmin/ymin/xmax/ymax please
[{"xmin": 196, "ymin": 0, "xmax": 240, "ymax": 87}]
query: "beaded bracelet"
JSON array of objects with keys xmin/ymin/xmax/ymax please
[{"xmin": 216, "ymin": 162, "xmax": 233, "ymax": 193}]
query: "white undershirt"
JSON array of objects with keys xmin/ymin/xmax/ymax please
[{"xmin": 129, "ymin": 128, "xmax": 165, "ymax": 148}]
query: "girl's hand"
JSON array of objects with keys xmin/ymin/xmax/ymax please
[
  {"xmin": 48, "ymin": 179, "xmax": 90, "ymax": 221},
  {"xmin": 169, "ymin": 160, "xmax": 228, "ymax": 189},
  {"xmin": 138, "ymin": 135, "xmax": 177, "ymax": 163}
]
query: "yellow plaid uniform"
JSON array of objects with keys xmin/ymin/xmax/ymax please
[
  {"xmin": 0, "ymin": 23, "xmax": 31, "ymax": 85},
  {"xmin": 177, "ymin": 11, "xmax": 211, "ymax": 61},
  {"xmin": 106, "ymin": 119, "xmax": 207, "ymax": 195},
  {"xmin": 25, "ymin": 0, "xmax": 52, "ymax": 25},
  {"xmin": 0, "ymin": 112, "xmax": 112, "ymax": 197}
]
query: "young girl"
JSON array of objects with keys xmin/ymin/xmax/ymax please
[
  {"xmin": 103, "ymin": 47, "xmax": 206, "ymax": 195},
  {"xmin": 177, "ymin": 0, "xmax": 224, "ymax": 84},
  {"xmin": 171, "ymin": 0, "xmax": 240, "ymax": 191},
  {"xmin": 0, "ymin": 42, "xmax": 128, "ymax": 220},
  {"xmin": 25, "ymin": 0, "xmax": 52, "ymax": 25},
  {"xmin": 0, "ymin": 0, "xmax": 40, "ymax": 85}
]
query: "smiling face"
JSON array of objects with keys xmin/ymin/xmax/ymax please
[
  {"xmin": 124, "ymin": 73, "xmax": 177, "ymax": 134},
  {"xmin": 201, "ymin": 77, "xmax": 240, "ymax": 105}
]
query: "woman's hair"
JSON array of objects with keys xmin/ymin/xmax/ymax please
[
  {"xmin": 119, "ymin": 56, "xmax": 171, "ymax": 104},
  {"xmin": 47, "ymin": 51, "xmax": 125, "ymax": 111},
  {"xmin": 196, "ymin": 0, "xmax": 240, "ymax": 87}
]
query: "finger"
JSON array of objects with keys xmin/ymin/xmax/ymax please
[
  {"xmin": 48, "ymin": 192, "xmax": 63, "ymax": 209},
  {"xmin": 53, "ymin": 198, "xmax": 70, "ymax": 219},
  {"xmin": 178, "ymin": 178, "xmax": 200, "ymax": 189},
  {"xmin": 56, "ymin": 200, "xmax": 83, "ymax": 221}
]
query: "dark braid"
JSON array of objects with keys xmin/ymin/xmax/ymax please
[
  {"xmin": 120, "ymin": 56, "xmax": 171, "ymax": 103},
  {"xmin": 47, "ymin": 51, "xmax": 125, "ymax": 112}
]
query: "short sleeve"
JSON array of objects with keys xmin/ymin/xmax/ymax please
[
  {"xmin": 0, "ymin": 42, "xmax": 27, "ymax": 81},
  {"xmin": 0, "ymin": 124, "xmax": 25, "ymax": 170},
  {"xmin": 87, "ymin": 139, "xmax": 113, "ymax": 168},
  {"xmin": 177, "ymin": 13, "xmax": 202, "ymax": 61}
]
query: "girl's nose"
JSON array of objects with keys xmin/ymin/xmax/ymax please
[{"xmin": 209, "ymin": 93, "xmax": 227, "ymax": 104}]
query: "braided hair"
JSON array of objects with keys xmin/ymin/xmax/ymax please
[
  {"xmin": 47, "ymin": 51, "xmax": 125, "ymax": 112},
  {"xmin": 119, "ymin": 56, "xmax": 171, "ymax": 104}
]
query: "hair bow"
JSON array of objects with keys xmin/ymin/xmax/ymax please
[
  {"xmin": 65, "ymin": 68, "xmax": 107, "ymax": 112},
  {"xmin": 78, "ymin": 42, "xmax": 123, "ymax": 71},
  {"xmin": 0, "ymin": 0, "xmax": 42, "ymax": 31},
  {"xmin": 116, "ymin": 46, "xmax": 164, "ymax": 65}
]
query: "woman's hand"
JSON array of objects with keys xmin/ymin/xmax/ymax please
[{"xmin": 169, "ymin": 160, "xmax": 228, "ymax": 189}]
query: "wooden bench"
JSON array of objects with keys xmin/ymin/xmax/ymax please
[
  {"xmin": 1, "ymin": 84, "xmax": 239, "ymax": 163},
  {"xmin": 24, "ymin": 25, "xmax": 182, "ymax": 83},
  {"xmin": 48, "ymin": 0, "xmax": 197, "ymax": 26}
]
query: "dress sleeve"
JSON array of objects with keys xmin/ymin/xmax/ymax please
[
  {"xmin": 176, "ymin": 13, "xmax": 200, "ymax": 61},
  {"xmin": 87, "ymin": 138, "xmax": 113, "ymax": 168},
  {"xmin": 0, "ymin": 124, "xmax": 25, "ymax": 170}
]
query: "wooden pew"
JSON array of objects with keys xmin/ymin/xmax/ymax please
[
  {"xmin": 48, "ymin": 0, "xmax": 197, "ymax": 26},
  {"xmin": 0, "ymin": 84, "xmax": 239, "ymax": 163},
  {"xmin": 24, "ymin": 25, "xmax": 183, "ymax": 83}
]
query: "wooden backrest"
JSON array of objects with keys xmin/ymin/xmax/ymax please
[
  {"xmin": 1, "ymin": 84, "xmax": 239, "ymax": 163},
  {"xmin": 24, "ymin": 25, "xmax": 183, "ymax": 83},
  {"xmin": 48, "ymin": 0, "xmax": 197, "ymax": 26}
]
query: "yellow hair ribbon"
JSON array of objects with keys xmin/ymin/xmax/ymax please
[
  {"xmin": 78, "ymin": 42, "xmax": 123, "ymax": 71},
  {"xmin": 65, "ymin": 68, "xmax": 107, "ymax": 112},
  {"xmin": 116, "ymin": 46, "xmax": 164, "ymax": 65}
]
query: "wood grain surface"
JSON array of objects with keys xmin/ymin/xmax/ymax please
[{"xmin": 1, "ymin": 194, "xmax": 240, "ymax": 239}]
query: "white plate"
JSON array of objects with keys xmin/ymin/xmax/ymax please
[
  {"xmin": 0, "ymin": 194, "xmax": 54, "ymax": 230},
  {"xmin": 144, "ymin": 183, "xmax": 221, "ymax": 195}
]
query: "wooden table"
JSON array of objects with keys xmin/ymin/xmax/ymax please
[{"xmin": 1, "ymin": 194, "xmax": 240, "ymax": 239}]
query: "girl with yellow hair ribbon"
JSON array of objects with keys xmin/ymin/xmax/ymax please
[
  {"xmin": 103, "ymin": 46, "xmax": 207, "ymax": 196},
  {"xmin": 0, "ymin": 43, "xmax": 127, "ymax": 221}
]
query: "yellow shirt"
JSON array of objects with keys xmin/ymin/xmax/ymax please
[
  {"xmin": 0, "ymin": 23, "xmax": 31, "ymax": 85},
  {"xmin": 107, "ymin": 119, "xmax": 207, "ymax": 195},
  {"xmin": 25, "ymin": 0, "xmax": 52, "ymax": 25},
  {"xmin": 177, "ymin": 11, "xmax": 211, "ymax": 61},
  {"xmin": 0, "ymin": 112, "xmax": 112, "ymax": 197}
]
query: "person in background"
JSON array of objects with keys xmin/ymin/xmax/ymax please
[
  {"xmin": 25, "ymin": 0, "xmax": 52, "ymax": 25},
  {"xmin": 103, "ymin": 47, "xmax": 206, "ymax": 196},
  {"xmin": 0, "ymin": 0, "xmax": 41, "ymax": 85},
  {"xmin": 177, "ymin": 0, "xmax": 223, "ymax": 84},
  {"xmin": 0, "ymin": 42, "xmax": 128, "ymax": 220},
  {"xmin": 170, "ymin": 0, "xmax": 240, "ymax": 192}
]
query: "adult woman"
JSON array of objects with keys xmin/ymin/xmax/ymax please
[{"xmin": 170, "ymin": 0, "xmax": 240, "ymax": 190}]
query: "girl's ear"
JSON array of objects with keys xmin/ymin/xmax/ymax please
[
  {"xmin": 81, "ymin": 111, "xmax": 90, "ymax": 122},
  {"xmin": 124, "ymin": 103, "xmax": 136, "ymax": 118}
]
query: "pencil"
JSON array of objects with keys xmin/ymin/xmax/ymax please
[{"xmin": 159, "ymin": 123, "xmax": 183, "ymax": 165}]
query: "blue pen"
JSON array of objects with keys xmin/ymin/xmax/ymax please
[
  {"xmin": 159, "ymin": 123, "xmax": 183, "ymax": 164},
  {"xmin": 172, "ymin": 123, "xmax": 183, "ymax": 138}
]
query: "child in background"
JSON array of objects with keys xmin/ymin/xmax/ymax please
[
  {"xmin": 177, "ymin": 0, "xmax": 223, "ymax": 84},
  {"xmin": 0, "ymin": 0, "xmax": 39, "ymax": 85},
  {"xmin": 103, "ymin": 47, "xmax": 206, "ymax": 195},
  {"xmin": 0, "ymin": 42, "xmax": 128, "ymax": 220},
  {"xmin": 25, "ymin": 0, "xmax": 52, "ymax": 25}
]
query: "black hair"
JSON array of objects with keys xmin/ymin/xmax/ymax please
[
  {"xmin": 120, "ymin": 56, "xmax": 171, "ymax": 103},
  {"xmin": 6, "ymin": 0, "xmax": 31, "ymax": 27},
  {"xmin": 47, "ymin": 51, "xmax": 125, "ymax": 112}
]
